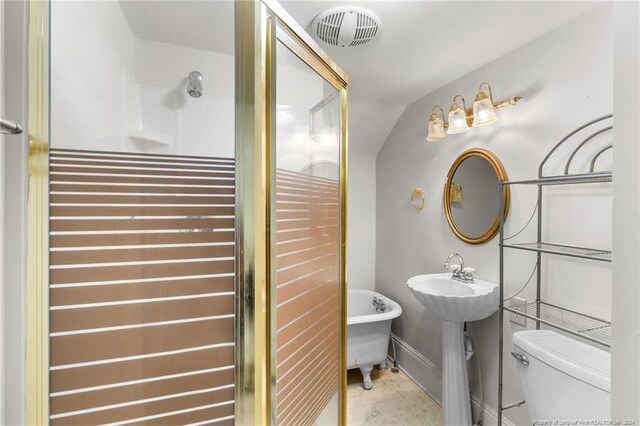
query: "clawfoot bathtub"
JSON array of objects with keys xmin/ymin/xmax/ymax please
[{"xmin": 347, "ymin": 290, "xmax": 402, "ymax": 390}]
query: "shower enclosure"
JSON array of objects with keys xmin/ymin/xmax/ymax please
[{"xmin": 26, "ymin": 0, "xmax": 348, "ymax": 425}]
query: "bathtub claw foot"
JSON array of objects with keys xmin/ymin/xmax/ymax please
[
  {"xmin": 377, "ymin": 360, "xmax": 388, "ymax": 370},
  {"xmin": 360, "ymin": 366, "xmax": 373, "ymax": 390}
]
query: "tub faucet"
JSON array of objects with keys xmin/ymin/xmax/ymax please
[
  {"xmin": 444, "ymin": 253, "xmax": 475, "ymax": 284},
  {"xmin": 373, "ymin": 296, "xmax": 386, "ymax": 313}
]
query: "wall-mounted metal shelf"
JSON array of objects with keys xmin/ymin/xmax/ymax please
[
  {"xmin": 502, "ymin": 242, "xmax": 611, "ymax": 262},
  {"xmin": 503, "ymin": 300, "xmax": 611, "ymax": 347},
  {"xmin": 503, "ymin": 171, "xmax": 612, "ymax": 186},
  {"xmin": 497, "ymin": 114, "xmax": 613, "ymax": 424}
]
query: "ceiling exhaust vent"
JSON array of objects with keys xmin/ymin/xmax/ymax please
[{"xmin": 311, "ymin": 6, "xmax": 381, "ymax": 48}]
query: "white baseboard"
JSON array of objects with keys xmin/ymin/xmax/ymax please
[
  {"xmin": 388, "ymin": 333, "xmax": 442, "ymax": 404},
  {"xmin": 470, "ymin": 394, "xmax": 518, "ymax": 426},
  {"xmin": 388, "ymin": 333, "xmax": 518, "ymax": 426}
]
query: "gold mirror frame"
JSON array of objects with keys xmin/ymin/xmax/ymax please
[{"xmin": 443, "ymin": 148, "xmax": 510, "ymax": 244}]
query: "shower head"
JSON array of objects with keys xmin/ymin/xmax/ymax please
[{"xmin": 187, "ymin": 71, "xmax": 203, "ymax": 98}]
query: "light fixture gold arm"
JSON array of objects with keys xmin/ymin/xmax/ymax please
[
  {"xmin": 452, "ymin": 94, "xmax": 467, "ymax": 111},
  {"xmin": 494, "ymin": 96, "xmax": 523, "ymax": 109},
  {"xmin": 477, "ymin": 82, "xmax": 494, "ymax": 103},
  {"xmin": 476, "ymin": 82, "xmax": 523, "ymax": 108},
  {"xmin": 431, "ymin": 104, "xmax": 448, "ymax": 128},
  {"xmin": 452, "ymin": 94, "xmax": 475, "ymax": 125},
  {"xmin": 464, "ymin": 94, "xmax": 522, "ymax": 116}
]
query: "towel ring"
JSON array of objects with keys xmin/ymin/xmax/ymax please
[{"xmin": 410, "ymin": 188, "xmax": 425, "ymax": 211}]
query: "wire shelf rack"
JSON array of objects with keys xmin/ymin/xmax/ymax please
[
  {"xmin": 504, "ymin": 301, "xmax": 611, "ymax": 347},
  {"xmin": 502, "ymin": 242, "xmax": 611, "ymax": 262},
  {"xmin": 504, "ymin": 172, "xmax": 612, "ymax": 186},
  {"xmin": 497, "ymin": 114, "xmax": 613, "ymax": 423}
]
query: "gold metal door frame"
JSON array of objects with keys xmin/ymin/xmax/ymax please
[
  {"xmin": 236, "ymin": 0, "xmax": 348, "ymax": 424},
  {"xmin": 26, "ymin": 0, "xmax": 50, "ymax": 424},
  {"xmin": 235, "ymin": 2, "xmax": 272, "ymax": 424}
]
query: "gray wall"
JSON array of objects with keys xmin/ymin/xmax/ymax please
[
  {"xmin": 376, "ymin": 6, "xmax": 613, "ymax": 424},
  {"xmin": 347, "ymin": 150, "xmax": 377, "ymax": 290},
  {"xmin": 612, "ymin": 1, "xmax": 640, "ymax": 421}
]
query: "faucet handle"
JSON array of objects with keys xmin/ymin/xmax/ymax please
[
  {"xmin": 462, "ymin": 267, "xmax": 475, "ymax": 274},
  {"xmin": 446, "ymin": 263, "xmax": 462, "ymax": 272}
]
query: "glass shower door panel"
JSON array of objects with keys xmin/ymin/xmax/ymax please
[{"xmin": 275, "ymin": 39, "xmax": 342, "ymax": 425}]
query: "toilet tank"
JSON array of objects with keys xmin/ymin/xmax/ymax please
[{"xmin": 512, "ymin": 330, "xmax": 610, "ymax": 422}]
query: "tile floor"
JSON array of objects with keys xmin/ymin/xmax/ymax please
[{"xmin": 347, "ymin": 367, "xmax": 442, "ymax": 425}]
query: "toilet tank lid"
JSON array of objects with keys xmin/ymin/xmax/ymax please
[{"xmin": 513, "ymin": 330, "xmax": 610, "ymax": 392}]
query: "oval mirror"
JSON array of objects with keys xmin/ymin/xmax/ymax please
[{"xmin": 443, "ymin": 148, "xmax": 510, "ymax": 244}]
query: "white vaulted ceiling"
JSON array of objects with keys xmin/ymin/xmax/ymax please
[
  {"xmin": 281, "ymin": 1, "xmax": 602, "ymax": 154},
  {"xmin": 282, "ymin": 1, "xmax": 601, "ymax": 105},
  {"xmin": 119, "ymin": 0, "xmax": 602, "ymax": 154}
]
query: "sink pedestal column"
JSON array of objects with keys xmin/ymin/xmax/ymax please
[{"xmin": 441, "ymin": 320, "xmax": 472, "ymax": 426}]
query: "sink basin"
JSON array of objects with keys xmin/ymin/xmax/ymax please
[
  {"xmin": 407, "ymin": 273, "xmax": 499, "ymax": 322},
  {"xmin": 407, "ymin": 273, "xmax": 499, "ymax": 425}
]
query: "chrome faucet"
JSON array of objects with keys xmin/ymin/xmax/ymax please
[
  {"xmin": 373, "ymin": 296, "xmax": 386, "ymax": 313},
  {"xmin": 444, "ymin": 253, "xmax": 475, "ymax": 284}
]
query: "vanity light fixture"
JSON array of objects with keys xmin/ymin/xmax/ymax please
[
  {"xmin": 447, "ymin": 95, "xmax": 470, "ymax": 134},
  {"xmin": 426, "ymin": 105, "xmax": 447, "ymax": 142},
  {"xmin": 426, "ymin": 82, "xmax": 522, "ymax": 141}
]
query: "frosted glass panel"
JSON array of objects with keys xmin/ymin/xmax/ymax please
[{"xmin": 274, "ymin": 39, "xmax": 341, "ymax": 425}]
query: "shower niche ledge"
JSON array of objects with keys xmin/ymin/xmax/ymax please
[
  {"xmin": 128, "ymin": 130, "xmax": 173, "ymax": 146},
  {"xmin": 126, "ymin": 81, "xmax": 177, "ymax": 149}
]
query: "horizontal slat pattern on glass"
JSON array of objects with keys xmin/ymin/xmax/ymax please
[
  {"xmin": 275, "ymin": 169, "xmax": 340, "ymax": 426},
  {"xmin": 49, "ymin": 149, "xmax": 235, "ymax": 425},
  {"xmin": 51, "ymin": 230, "xmax": 235, "ymax": 247}
]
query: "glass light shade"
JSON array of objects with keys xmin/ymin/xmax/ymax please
[
  {"xmin": 472, "ymin": 96, "xmax": 499, "ymax": 127},
  {"xmin": 426, "ymin": 115, "xmax": 447, "ymax": 141},
  {"xmin": 447, "ymin": 107, "xmax": 470, "ymax": 134}
]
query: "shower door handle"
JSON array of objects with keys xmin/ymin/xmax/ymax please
[{"xmin": 0, "ymin": 117, "xmax": 23, "ymax": 135}]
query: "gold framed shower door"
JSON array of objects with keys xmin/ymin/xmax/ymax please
[
  {"xmin": 27, "ymin": 0, "xmax": 348, "ymax": 424},
  {"xmin": 236, "ymin": 0, "xmax": 348, "ymax": 424}
]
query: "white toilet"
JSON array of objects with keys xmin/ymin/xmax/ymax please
[{"xmin": 512, "ymin": 330, "xmax": 611, "ymax": 421}]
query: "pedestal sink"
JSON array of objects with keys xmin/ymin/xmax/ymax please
[{"xmin": 407, "ymin": 273, "xmax": 499, "ymax": 426}]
